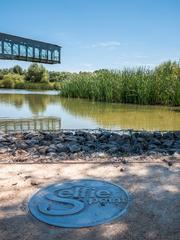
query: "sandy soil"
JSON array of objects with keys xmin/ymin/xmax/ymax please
[{"xmin": 0, "ymin": 160, "xmax": 180, "ymax": 240}]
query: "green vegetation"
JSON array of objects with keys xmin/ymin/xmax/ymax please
[
  {"xmin": 61, "ymin": 61, "xmax": 180, "ymax": 106},
  {"xmin": 25, "ymin": 64, "xmax": 49, "ymax": 83},
  {"xmin": 0, "ymin": 73, "xmax": 24, "ymax": 88},
  {"xmin": 0, "ymin": 61, "xmax": 180, "ymax": 106},
  {"xmin": 0, "ymin": 63, "xmax": 62, "ymax": 90}
]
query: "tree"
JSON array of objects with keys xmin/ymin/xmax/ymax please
[
  {"xmin": 12, "ymin": 65, "xmax": 23, "ymax": 75},
  {"xmin": 26, "ymin": 63, "xmax": 49, "ymax": 83}
]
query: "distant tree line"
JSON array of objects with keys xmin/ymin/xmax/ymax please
[{"xmin": 0, "ymin": 63, "xmax": 74, "ymax": 90}]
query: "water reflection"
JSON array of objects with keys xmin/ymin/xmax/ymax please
[
  {"xmin": 59, "ymin": 98, "xmax": 180, "ymax": 130},
  {"xmin": 0, "ymin": 117, "xmax": 61, "ymax": 133},
  {"xmin": 0, "ymin": 93, "xmax": 59, "ymax": 114},
  {"xmin": 0, "ymin": 90, "xmax": 179, "ymax": 130}
]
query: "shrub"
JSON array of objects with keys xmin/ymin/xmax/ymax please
[
  {"xmin": 12, "ymin": 65, "xmax": 23, "ymax": 75},
  {"xmin": 0, "ymin": 73, "xmax": 24, "ymax": 88},
  {"xmin": 26, "ymin": 63, "xmax": 49, "ymax": 83}
]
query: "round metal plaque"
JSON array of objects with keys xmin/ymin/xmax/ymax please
[{"xmin": 28, "ymin": 179, "xmax": 129, "ymax": 228}]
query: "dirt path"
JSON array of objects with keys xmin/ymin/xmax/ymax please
[{"xmin": 0, "ymin": 161, "xmax": 179, "ymax": 240}]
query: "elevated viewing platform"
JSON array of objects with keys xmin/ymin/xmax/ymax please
[{"xmin": 0, "ymin": 32, "xmax": 61, "ymax": 64}]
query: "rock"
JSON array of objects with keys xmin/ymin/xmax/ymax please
[
  {"xmin": 86, "ymin": 133, "xmax": 97, "ymax": 141},
  {"xmin": 147, "ymin": 151, "xmax": 157, "ymax": 155},
  {"xmin": 0, "ymin": 147, "xmax": 8, "ymax": 154},
  {"xmin": 132, "ymin": 144, "xmax": 143, "ymax": 154},
  {"xmin": 49, "ymin": 144, "xmax": 56, "ymax": 148},
  {"xmin": 148, "ymin": 144, "xmax": 159, "ymax": 150},
  {"xmin": 47, "ymin": 147, "xmax": 56, "ymax": 153},
  {"xmin": 122, "ymin": 134, "xmax": 131, "ymax": 140},
  {"xmin": 54, "ymin": 135, "xmax": 65, "ymax": 142},
  {"xmin": 24, "ymin": 132, "xmax": 35, "ymax": 139},
  {"xmin": 91, "ymin": 152, "xmax": 107, "ymax": 158},
  {"xmin": 47, "ymin": 152, "xmax": 57, "ymax": 157},
  {"xmin": 31, "ymin": 180, "xmax": 40, "ymax": 186},
  {"xmin": 109, "ymin": 133, "xmax": 122, "ymax": 142},
  {"xmin": 12, "ymin": 183, "xmax": 17, "ymax": 186},
  {"xmin": 107, "ymin": 146, "xmax": 119, "ymax": 154},
  {"xmin": 174, "ymin": 140, "xmax": 180, "ymax": 144},
  {"xmin": 99, "ymin": 134, "xmax": 108, "ymax": 142},
  {"xmin": 81, "ymin": 146, "xmax": 91, "ymax": 152},
  {"xmin": 25, "ymin": 139, "xmax": 39, "ymax": 146},
  {"xmin": 162, "ymin": 140, "xmax": 174, "ymax": 148},
  {"xmin": 16, "ymin": 141, "xmax": 28, "ymax": 149},
  {"xmin": 174, "ymin": 131, "xmax": 180, "ymax": 139},
  {"xmin": 86, "ymin": 142, "xmax": 96, "ymax": 149},
  {"xmin": 162, "ymin": 132, "xmax": 174, "ymax": 139},
  {"xmin": 139, "ymin": 132, "xmax": 153, "ymax": 140},
  {"xmin": 150, "ymin": 138, "xmax": 161, "ymax": 145},
  {"xmin": 163, "ymin": 159, "xmax": 173, "ymax": 166},
  {"xmin": 97, "ymin": 152, "xmax": 107, "ymax": 158},
  {"xmin": 76, "ymin": 136, "xmax": 86, "ymax": 143},
  {"xmin": 0, "ymin": 140, "xmax": 10, "ymax": 146},
  {"xmin": 64, "ymin": 136, "xmax": 78, "ymax": 142},
  {"xmin": 68, "ymin": 144, "xmax": 81, "ymax": 153},
  {"xmin": 42, "ymin": 133, "xmax": 54, "ymax": 141},
  {"xmin": 58, "ymin": 152, "xmax": 68, "ymax": 159},
  {"xmin": 38, "ymin": 146, "xmax": 49, "ymax": 154},
  {"xmin": 121, "ymin": 159, "xmax": 128, "ymax": 164},
  {"xmin": 137, "ymin": 137, "xmax": 145, "ymax": 143},
  {"xmin": 173, "ymin": 152, "xmax": 180, "ymax": 159},
  {"xmin": 119, "ymin": 144, "xmax": 130, "ymax": 153},
  {"xmin": 75, "ymin": 130, "xmax": 86, "ymax": 136},
  {"xmin": 168, "ymin": 161, "xmax": 173, "ymax": 166},
  {"xmin": 153, "ymin": 132, "xmax": 162, "ymax": 139},
  {"xmin": 56, "ymin": 143, "xmax": 68, "ymax": 153}
]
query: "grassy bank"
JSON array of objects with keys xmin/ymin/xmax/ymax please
[
  {"xmin": 61, "ymin": 61, "xmax": 180, "ymax": 106},
  {"xmin": 14, "ymin": 81, "xmax": 61, "ymax": 90},
  {"xmin": 0, "ymin": 80, "xmax": 61, "ymax": 90}
]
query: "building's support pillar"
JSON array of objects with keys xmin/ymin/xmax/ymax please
[
  {"xmin": 32, "ymin": 46, "xmax": 35, "ymax": 59},
  {"xmin": 18, "ymin": 43, "xmax": 20, "ymax": 56},
  {"xmin": 11, "ymin": 42, "xmax": 13, "ymax": 56},
  {"xmin": 2, "ymin": 40, "xmax": 4, "ymax": 54},
  {"xmin": 26, "ymin": 45, "xmax": 28, "ymax": 60}
]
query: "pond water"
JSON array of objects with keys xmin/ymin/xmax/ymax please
[{"xmin": 0, "ymin": 89, "xmax": 179, "ymax": 131}]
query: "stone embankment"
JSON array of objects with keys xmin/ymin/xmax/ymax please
[{"xmin": 0, "ymin": 129, "xmax": 179, "ymax": 163}]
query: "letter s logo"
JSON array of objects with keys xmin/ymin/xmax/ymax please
[{"xmin": 38, "ymin": 193, "xmax": 85, "ymax": 216}]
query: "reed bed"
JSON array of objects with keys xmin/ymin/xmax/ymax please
[{"xmin": 61, "ymin": 61, "xmax": 180, "ymax": 106}]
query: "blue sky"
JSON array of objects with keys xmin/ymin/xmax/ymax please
[{"xmin": 0, "ymin": 0, "xmax": 180, "ymax": 72}]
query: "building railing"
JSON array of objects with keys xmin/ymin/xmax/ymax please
[{"xmin": 0, "ymin": 32, "xmax": 61, "ymax": 64}]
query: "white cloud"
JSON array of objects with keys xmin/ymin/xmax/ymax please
[
  {"xmin": 91, "ymin": 41, "xmax": 121, "ymax": 49},
  {"xmin": 81, "ymin": 63, "xmax": 92, "ymax": 67},
  {"xmin": 135, "ymin": 55, "xmax": 149, "ymax": 59},
  {"xmin": 81, "ymin": 41, "xmax": 121, "ymax": 49}
]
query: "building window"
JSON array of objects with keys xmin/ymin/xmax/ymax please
[
  {"xmin": 20, "ymin": 45, "xmax": 26, "ymax": 57},
  {"xmin": 4, "ymin": 41, "xmax": 12, "ymax": 54}
]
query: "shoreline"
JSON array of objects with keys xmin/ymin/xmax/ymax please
[{"xmin": 0, "ymin": 129, "xmax": 179, "ymax": 164}]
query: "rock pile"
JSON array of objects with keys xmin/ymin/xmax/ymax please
[{"xmin": 0, "ymin": 130, "xmax": 179, "ymax": 162}]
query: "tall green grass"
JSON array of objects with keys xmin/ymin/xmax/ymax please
[{"xmin": 61, "ymin": 61, "xmax": 180, "ymax": 106}]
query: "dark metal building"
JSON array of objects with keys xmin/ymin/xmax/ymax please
[{"xmin": 0, "ymin": 32, "xmax": 61, "ymax": 64}]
